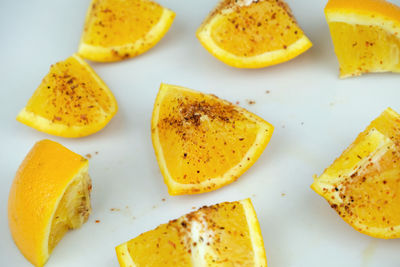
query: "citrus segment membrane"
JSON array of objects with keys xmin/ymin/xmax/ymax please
[
  {"xmin": 16, "ymin": 54, "xmax": 117, "ymax": 138},
  {"xmin": 325, "ymin": 0, "xmax": 400, "ymax": 77},
  {"xmin": 8, "ymin": 140, "xmax": 92, "ymax": 266},
  {"xmin": 197, "ymin": 0, "xmax": 312, "ymax": 68},
  {"xmin": 78, "ymin": 0, "xmax": 175, "ymax": 61},
  {"xmin": 312, "ymin": 108, "xmax": 400, "ymax": 238},
  {"xmin": 151, "ymin": 84, "xmax": 274, "ymax": 195},
  {"xmin": 115, "ymin": 199, "xmax": 268, "ymax": 266}
]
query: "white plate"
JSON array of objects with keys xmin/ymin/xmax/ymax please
[{"xmin": 1, "ymin": 0, "xmax": 400, "ymax": 266}]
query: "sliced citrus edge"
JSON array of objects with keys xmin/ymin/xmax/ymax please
[
  {"xmin": 16, "ymin": 54, "xmax": 118, "ymax": 138},
  {"xmin": 115, "ymin": 243, "xmax": 135, "ymax": 267},
  {"xmin": 115, "ymin": 198, "xmax": 267, "ymax": 265},
  {"xmin": 39, "ymin": 162, "xmax": 89, "ymax": 265},
  {"xmin": 241, "ymin": 198, "xmax": 268, "ymax": 265},
  {"xmin": 196, "ymin": 15, "xmax": 312, "ymax": 68},
  {"xmin": 325, "ymin": 10, "xmax": 400, "ymax": 37},
  {"xmin": 311, "ymin": 128, "xmax": 400, "ymax": 238},
  {"xmin": 77, "ymin": 7, "xmax": 176, "ymax": 62},
  {"xmin": 151, "ymin": 83, "xmax": 274, "ymax": 195}
]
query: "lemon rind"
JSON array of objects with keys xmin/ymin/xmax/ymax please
[
  {"xmin": 78, "ymin": 8, "xmax": 175, "ymax": 62},
  {"xmin": 152, "ymin": 83, "xmax": 274, "ymax": 195},
  {"xmin": 196, "ymin": 10, "xmax": 312, "ymax": 68}
]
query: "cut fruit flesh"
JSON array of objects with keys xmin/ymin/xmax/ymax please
[
  {"xmin": 325, "ymin": 0, "xmax": 400, "ymax": 77},
  {"xmin": 115, "ymin": 199, "xmax": 267, "ymax": 266},
  {"xmin": 196, "ymin": 0, "xmax": 312, "ymax": 68},
  {"xmin": 312, "ymin": 108, "xmax": 400, "ymax": 238},
  {"xmin": 151, "ymin": 84, "xmax": 274, "ymax": 195},
  {"xmin": 78, "ymin": 0, "xmax": 175, "ymax": 62},
  {"xmin": 48, "ymin": 171, "xmax": 92, "ymax": 253},
  {"xmin": 16, "ymin": 54, "xmax": 118, "ymax": 138},
  {"xmin": 8, "ymin": 140, "xmax": 92, "ymax": 266}
]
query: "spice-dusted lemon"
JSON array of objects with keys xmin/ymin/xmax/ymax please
[
  {"xmin": 8, "ymin": 140, "xmax": 92, "ymax": 266},
  {"xmin": 116, "ymin": 199, "xmax": 267, "ymax": 266},
  {"xmin": 151, "ymin": 83, "xmax": 274, "ymax": 195},
  {"xmin": 325, "ymin": 0, "xmax": 400, "ymax": 78},
  {"xmin": 16, "ymin": 54, "xmax": 118, "ymax": 138},
  {"xmin": 312, "ymin": 108, "xmax": 400, "ymax": 238},
  {"xmin": 196, "ymin": 0, "xmax": 312, "ymax": 68},
  {"xmin": 78, "ymin": 0, "xmax": 175, "ymax": 62}
]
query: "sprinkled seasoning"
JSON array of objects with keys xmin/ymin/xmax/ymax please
[
  {"xmin": 153, "ymin": 84, "xmax": 273, "ymax": 195},
  {"xmin": 312, "ymin": 108, "xmax": 400, "ymax": 238}
]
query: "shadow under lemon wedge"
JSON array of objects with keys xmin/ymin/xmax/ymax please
[
  {"xmin": 16, "ymin": 54, "xmax": 118, "ymax": 138},
  {"xmin": 325, "ymin": 0, "xmax": 400, "ymax": 78},
  {"xmin": 78, "ymin": 0, "xmax": 175, "ymax": 62},
  {"xmin": 8, "ymin": 140, "xmax": 92, "ymax": 267},
  {"xmin": 312, "ymin": 108, "xmax": 400, "ymax": 239},
  {"xmin": 116, "ymin": 199, "xmax": 267, "ymax": 266},
  {"xmin": 151, "ymin": 83, "xmax": 274, "ymax": 195},
  {"xmin": 196, "ymin": 0, "xmax": 312, "ymax": 68}
]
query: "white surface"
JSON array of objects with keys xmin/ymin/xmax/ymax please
[{"xmin": 1, "ymin": 0, "xmax": 400, "ymax": 266}]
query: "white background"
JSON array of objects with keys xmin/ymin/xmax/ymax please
[{"xmin": 1, "ymin": 0, "xmax": 400, "ymax": 266}]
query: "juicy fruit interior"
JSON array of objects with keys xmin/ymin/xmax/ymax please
[
  {"xmin": 328, "ymin": 21, "xmax": 400, "ymax": 77},
  {"xmin": 126, "ymin": 201, "xmax": 256, "ymax": 266},
  {"xmin": 314, "ymin": 108, "xmax": 400, "ymax": 237},
  {"xmin": 209, "ymin": 0, "xmax": 305, "ymax": 57},
  {"xmin": 48, "ymin": 171, "xmax": 92, "ymax": 252},
  {"xmin": 25, "ymin": 56, "xmax": 113, "ymax": 127},
  {"xmin": 156, "ymin": 88, "xmax": 261, "ymax": 186},
  {"xmin": 82, "ymin": 0, "xmax": 163, "ymax": 47}
]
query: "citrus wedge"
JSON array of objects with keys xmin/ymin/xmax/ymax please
[
  {"xmin": 311, "ymin": 108, "xmax": 400, "ymax": 239},
  {"xmin": 196, "ymin": 0, "xmax": 312, "ymax": 68},
  {"xmin": 78, "ymin": 0, "xmax": 175, "ymax": 62},
  {"xmin": 116, "ymin": 199, "xmax": 267, "ymax": 266},
  {"xmin": 151, "ymin": 83, "xmax": 274, "ymax": 195},
  {"xmin": 8, "ymin": 140, "xmax": 92, "ymax": 266},
  {"xmin": 325, "ymin": 0, "xmax": 400, "ymax": 78},
  {"xmin": 16, "ymin": 54, "xmax": 118, "ymax": 138}
]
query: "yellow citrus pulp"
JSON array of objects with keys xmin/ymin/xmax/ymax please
[
  {"xmin": 312, "ymin": 108, "xmax": 400, "ymax": 238},
  {"xmin": 151, "ymin": 83, "xmax": 274, "ymax": 195},
  {"xmin": 8, "ymin": 140, "xmax": 92, "ymax": 266},
  {"xmin": 196, "ymin": 0, "xmax": 312, "ymax": 68},
  {"xmin": 16, "ymin": 54, "xmax": 118, "ymax": 138},
  {"xmin": 325, "ymin": 0, "xmax": 400, "ymax": 78},
  {"xmin": 116, "ymin": 199, "xmax": 267, "ymax": 266},
  {"xmin": 78, "ymin": 0, "xmax": 175, "ymax": 62}
]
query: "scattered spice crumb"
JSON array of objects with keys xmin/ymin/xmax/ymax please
[
  {"xmin": 192, "ymin": 206, "xmax": 196, "ymax": 210},
  {"xmin": 247, "ymin": 99, "xmax": 256, "ymax": 105},
  {"xmin": 86, "ymin": 153, "xmax": 92, "ymax": 159},
  {"xmin": 162, "ymin": 198, "xmax": 166, "ymax": 202},
  {"xmin": 95, "ymin": 220, "xmax": 100, "ymax": 223},
  {"xmin": 168, "ymin": 240, "xmax": 176, "ymax": 249},
  {"xmin": 152, "ymin": 205, "xmax": 157, "ymax": 209},
  {"xmin": 235, "ymin": 101, "xmax": 240, "ymax": 105},
  {"xmin": 266, "ymin": 90, "xmax": 270, "ymax": 94},
  {"xmin": 110, "ymin": 208, "xmax": 120, "ymax": 212},
  {"xmin": 95, "ymin": 151, "xmax": 99, "ymax": 155},
  {"xmin": 281, "ymin": 193, "xmax": 286, "ymax": 197}
]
